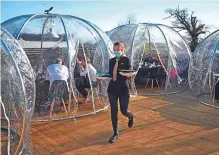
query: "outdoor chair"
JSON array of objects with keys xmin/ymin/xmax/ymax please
[
  {"xmin": 85, "ymin": 82, "xmax": 101, "ymax": 104},
  {"xmin": 145, "ymin": 68, "xmax": 160, "ymax": 89}
]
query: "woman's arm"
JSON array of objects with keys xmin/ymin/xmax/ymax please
[{"xmin": 80, "ymin": 66, "xmax": 88, "ymax": 76}]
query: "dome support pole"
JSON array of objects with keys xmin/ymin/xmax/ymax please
[
  {"xmin": 40, "ymin": 16, "xmax": 49, "ymax": 75},
  {"xmin": 57, "ymin": 14, "xmax": 78, "ymax": 118},
  {"xmin": 153, "ymin": 24, "xmax": 171, "ymax": 94},
  {"xmin": 81, "ymin": 40, "xmax": 96, "ymax": 114},
  {"xmin": 15, "ymin": 14, "xmax": 39, "ymax": 39},
  {"xmin": 70, "ymin": 18, "xmax": 109, "ymax": 109},
  {"xmin": 135, "ymin": 24, "xmax": 151, "ymax": 96},
  {"xmin": 129, "ymin": 25, "xmax": 138, "ymax": 96},
  {"xmin": 158, "ymin": 24, "xmax": 192, "ymax": 88},
  {"xmin": 130, "ymin": 26, "xmax": 139, "ymax": 69},
  {"xmin": 70, "ymin": 16, "xmax": 111, "ymax": 67},
  {"xmin": 70, "ymin": 17, "xmax": 104, "ymax": 113},
  {"xmin": 0, "ymin": 100, "xmax": 11, "ymax": 155},
  {"xmin": 74, "ymin": 19, "xmax": 105, "ymax": 71},
  {"xmin": 107, "ymin": 24, "xmax": 127, "ymax": 38}
]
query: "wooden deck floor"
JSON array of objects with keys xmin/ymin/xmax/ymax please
[{"xmin": 31, "ymin": 90, "xmax": 219, "ymax": 155}]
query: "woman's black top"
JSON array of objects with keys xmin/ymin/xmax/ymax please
[
  {"xmin": 107, "ymin": 56, "xmax": 131, "ymax": 95},
  {"xmin": 108, "ymin": 56, "xmax": 131, "ymax": 82}
]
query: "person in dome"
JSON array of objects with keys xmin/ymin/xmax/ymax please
[
  {"xmin": 151, "ymin": 55, "xmax": 165, "ymax": 66},
  {"xmin": 46, "ymin": 58, "xmax": 69, "ymax": 108},
  {"xmin": 74, "ymin": 57, "xmax": 84, "ymax": 89},
  {"xmin": 107, "ymin": 41, "xmax": 134, "ymax": 143},
  {"xmin": 77, "ymin": 57, "xmax": 97, "ymax": 104}
]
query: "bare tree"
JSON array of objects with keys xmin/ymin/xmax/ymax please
[
  {"xmin": 118, "ymin": 12, "xmax": 138, "ymax": 26},
  {"xmin": 165, "ymin": 6, "xmax": 208, "ymax": 52}
]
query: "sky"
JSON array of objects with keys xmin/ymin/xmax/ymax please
[{"xmin": 1, "ymin": 0, "xmax": 219, "ymax": 34}]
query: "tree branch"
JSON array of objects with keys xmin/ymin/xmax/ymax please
[{"xmin": 164, "ymin": 7, "xmax": 208, "ymax": 52}]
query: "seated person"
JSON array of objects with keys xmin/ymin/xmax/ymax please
[
  {"xmin": 77, "ymin": 57, "xmax": 97, "ymax": 103},
  {"xmin": 150, "ymin": 55, "xmax": 165, "ymax": 66},
  {"xmin": 74, "ymin": 57, "xmax": 84, "ymax": 87},
  {"xmin": 47, "ymin": 58, "xmax": 69, "ymax": 103}
]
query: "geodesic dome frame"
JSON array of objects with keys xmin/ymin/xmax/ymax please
[
  {"xmin": 2, "ymin": 14, "xmax": 114, "ymax": 121},
  {"xmin": 108, "ymin": 23, "xmax": 191, "ymax": 96},
  {"xmin": 1, "ymin": 27, "xmax": 35, "ymax": 155},
  {"xmin": 189, "ymin": 29, "xmax": 219, "ymax": 108}
]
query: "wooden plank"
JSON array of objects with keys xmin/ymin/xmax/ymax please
[{"xmin": 25, "ymin": 90, "xmax": 219, "ymax": 154}]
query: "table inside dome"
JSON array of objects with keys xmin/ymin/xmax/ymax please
[{"xmin": 135, "ymin": 65, "xmax": 166, "ymax": 88}]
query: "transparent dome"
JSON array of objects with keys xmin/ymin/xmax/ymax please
[
  {"xmin": 108, "ymin": 23, "xmax": 191, "ymax": 96},
  {"xmin": 189, "ymin": 30, "xmax": 219, "ymax": 108},
  {"xmin": 2, "ymin": 14, "xmax": 114, "ymax": 121},
  {"xmin": 1, "ymin": 28, "xmax": 35, "ymax": 154}
]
